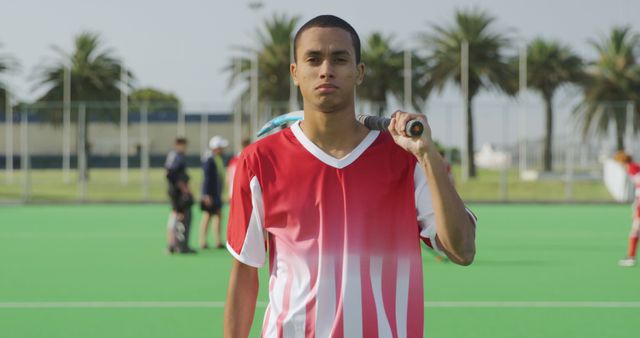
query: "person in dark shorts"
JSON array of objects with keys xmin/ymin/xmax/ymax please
[
  {"xmin": 198, "ymin": 136, "xmax": 228, "ymax": 249},
  {"xmin": 165, "ymin": 137, "xmax": 196, "ymax": 254}
]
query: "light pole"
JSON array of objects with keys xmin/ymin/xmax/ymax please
[
  {"xmin": 120, "ymin": 64, "xmax": 129, "ymax": 184},
  {"xmin": 248, "ymin": 1, "xmax": 263, "ymax": 140},
  {"xmin": 289, "ymin": 39, "xmax": 298, "ymax": 112},
  {"xmin": 403, "ymin": 48, "xmax": 412, "ymax": 111},
  {"xmin": 233, "ymin": 58, "xmax": 243, "ymax": 152},
  {"xmin": 63, "ymin": 65, "xmax": 71, "ymax": 184},
  {"xmin": 460, "ymin": 40, "xmax": 469, "ymax": 182},
  {"xmin": 4, "ymin": 83, "xmax": 13, "ymax": 183},
  {"xmin": 518, "ymin": 43, "xmax": 528, "ymax": 176}
]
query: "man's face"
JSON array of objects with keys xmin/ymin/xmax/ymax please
[
  {"xmin": 291, "ymin": 27, "xmax": 364, "ymax": 113},
  {"xmin": 175, "ymin": 143, "xmax": 186, "ymax": 153}
]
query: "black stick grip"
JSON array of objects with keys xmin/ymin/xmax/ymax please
[{"xmin": 357, "ymin": 115, "xmax": 424, "ymax": 137}]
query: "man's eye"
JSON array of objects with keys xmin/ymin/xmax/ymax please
[{"xmin": 307, "ymin": 57, "xmax": 318, "ymax": 63}]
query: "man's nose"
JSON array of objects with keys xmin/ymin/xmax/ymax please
[{"xmin": 319, "ymin": 60, "xmax": 334, "ymax": 79}]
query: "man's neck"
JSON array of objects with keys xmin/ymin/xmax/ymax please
[{"xmin": 299, "ymin": 105, "xmax": 371, "ymax": 159}]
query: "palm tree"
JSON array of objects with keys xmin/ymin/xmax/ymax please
[
  {"xmin": 34, "ymin": 31, "xmax": 131, "ymax": 179},
  {"xmin": 574, "ymin": 26, "xmax": 640, "ymax": 151},
  {"xmin": 34, "ymin": 32, "xmax": 130, "ymax": 113},
  {"xmin": 0, "ymin": 43, "xmax": 19, "ymax": 112},
  {"xmin": 420, "ymin": 9, "xmax": 514, "ymax": 178},
  {"xmin": 226, "ymin": 14, "xmax": 299, "ymax": 117},
  {"xmin": 522, "ymin": 39, "xmax": 584, "ymax": 172},
  {"xmin": 359, "ymin": 33, "xmax": 430, "ymax": 116}
]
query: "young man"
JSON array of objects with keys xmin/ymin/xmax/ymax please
[
  {"xmin": 165, "ymin": 137, "xmax": 195, "ymax": 254},
  {"xmin": 224, "ymin": 15, "xmax": 476, "ymax": 337},
  {"xmin": 198, "ymin": 136, "xmax": 228, "ymax": 249},
  {"xmin": 614, "ymin": 151, "xmax": 640, "ymax": 267}
]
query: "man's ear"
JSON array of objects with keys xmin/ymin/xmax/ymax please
[
  {"xmin": 290, "ymin": 63, "xmax": 299, "ymax": 86},
  {"xmin": 356, "ymin": 63, "xmax": 365, "ymax": 85}
]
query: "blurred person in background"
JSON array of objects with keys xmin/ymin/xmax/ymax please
[
  {"xmin": 198, "ymin": 136, "xmax": 229, "ymax": 249},
  {"xmin": 614, "ymin": 151, "xmax": 640, "ymax": 267},
  {"xmin": 165, "ymin": 137, "xmax": 196, "ymax": 254}
]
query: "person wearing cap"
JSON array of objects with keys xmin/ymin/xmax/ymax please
[{"xmin": 198, "ymin": 136, "xmax": 229, "ymax": 249}]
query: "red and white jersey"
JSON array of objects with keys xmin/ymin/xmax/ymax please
[
  {"xmin": 628, "ymin": 162, "xmax": 640, "ymax": 197},
  {"xmin": 227, "ymin": 121, "xmax": 476, "ymax": 338},
  {"xmin": 227, "ymin": 155, "xmax": 240, "ymax": 199}
]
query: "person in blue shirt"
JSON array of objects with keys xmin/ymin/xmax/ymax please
[{"xmin": 198, "ymin": 136, "xmax": 228, "ymax": 249}]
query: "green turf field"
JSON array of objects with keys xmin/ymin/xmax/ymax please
[
  {"xmin": 0, "ymin": 167, "xmax": 613, "ymax": 202},
  {"xmin": 1, "ymin": 204, "xmax": 638, "ymax": 338}
]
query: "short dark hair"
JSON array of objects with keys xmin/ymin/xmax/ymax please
[
  {"xmin": 293, "ymin": 15, "xmax": 361, "ymax": 64},
  {"xmin": 175, "ymin": 137, "xmax": 188, "ymax": 145}
]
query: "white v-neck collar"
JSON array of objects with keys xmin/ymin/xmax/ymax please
[{"xmin": 290, "ymin": 120, "xmax": 380, "ymax": 169}]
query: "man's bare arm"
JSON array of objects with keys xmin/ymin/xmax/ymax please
[
  {"xmin": 418, "ymin": 150, "xmax": 476, "ymax": 265},
  {"xmin": 224, "ymin": 259, "xmax": 259, "ymax": 338},
  {"xmin": 389, "ymin": 112, "xmax": 476, "ymax": 265}
]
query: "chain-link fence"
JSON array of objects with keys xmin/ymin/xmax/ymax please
[
  {"xmin": 0, "ymin": 101, "xmax": 240, "ymax": 202},
  {"xmin": 1, "ymin": 99, "xmax": 638, "ymax": 203},
  {"xmin": 424, "ymin": 99, "xmax": 639, "ymax": 202}
]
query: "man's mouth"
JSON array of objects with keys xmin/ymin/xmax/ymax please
[{"xmin": 316, "ymin": 83, "xmax": 338, "ymax": 93}]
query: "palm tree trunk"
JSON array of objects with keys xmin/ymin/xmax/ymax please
[
  {"xmin": 77, "ymin": 108, "xmax": 90, "ymax": 182},
  {"xmin": 615, "ymin": 108, "xmax": 625, "ymax": 151},
  {"xmin": 543, "ymin": 93, "xmax": 554, "ymax": 172},
  {"xmin": 466, "ymin": 97, "xmax": 476, "ymax": 177},
  {"xmin": 84, "ymin": 121, "xmax": 90, "ymax": 180}
]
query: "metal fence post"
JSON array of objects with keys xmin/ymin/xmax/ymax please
[
  {"xmin": 63, "ymin": 67, "xmax": 71, "ymax": 184},
  {"xmin": 141, "ymin": 102, "xmax": 150, "ymax": 201},
  {"xmin": 5, "ymin": 88, "xmax": 13, "ymax": 183},
  {"xmin": 177, "ymin": 103, "xmax": 185, "ymax": 137},
  {"xmin": 20, "ymin": 108, "xmax": 30, "ymax": 202},
  {"xmin": 564, "ymin": 141, "xmax": 574, "ymax": 201},
  {"xmin": 78, "ymin": 103, "xmax": 87, "ymax": 201},
  {"xmin": 200, "ymin": 113, "xmax": 208, "ymax": 156},
  {"xmin": 120, "ymin": 67, "xmax": 129, "ymax": 184}
]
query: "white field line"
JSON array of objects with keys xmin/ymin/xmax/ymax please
[
  {"xmin": 0, "ymin": 233, "xmax": 160, "ymax": 239},
  {"xmin": 1, "ymin": 301, "xmax": 639, "ymax": 309}
]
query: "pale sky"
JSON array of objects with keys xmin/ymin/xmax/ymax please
[{"xmin": 1, "ymin": 0, "xmax": 638, "ymax": 146}]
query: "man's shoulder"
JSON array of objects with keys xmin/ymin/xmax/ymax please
[
  {"xmin": 371, "ymin": 131, "xmax": 417, "ymax": 163},
  {"xmin": 165, "ymin": 150, "xmax": 181, "ymax": 167},
  {"xmin": 242, "ymin": 128, "xmax": 295, "ymax": 159}
]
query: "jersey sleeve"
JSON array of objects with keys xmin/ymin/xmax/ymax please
[
  {"xmin": 226, "ymin": 155, "xmax": 267, "ymax": 268},
  {"xmin": 414, "ymin": 163, "xmax": 478, "ymax": 253},
  {"xmin": 414, "ymin": 163, "xmax": 441, "ymax": 252}
]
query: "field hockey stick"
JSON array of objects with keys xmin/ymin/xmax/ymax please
[
  {"xmin": 256, "ymin": 111, "xmax": 424, "ymax": 137},
  {"xmin": 356, "ymin": 115, "xmax": 424, "ymax": 137}
]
